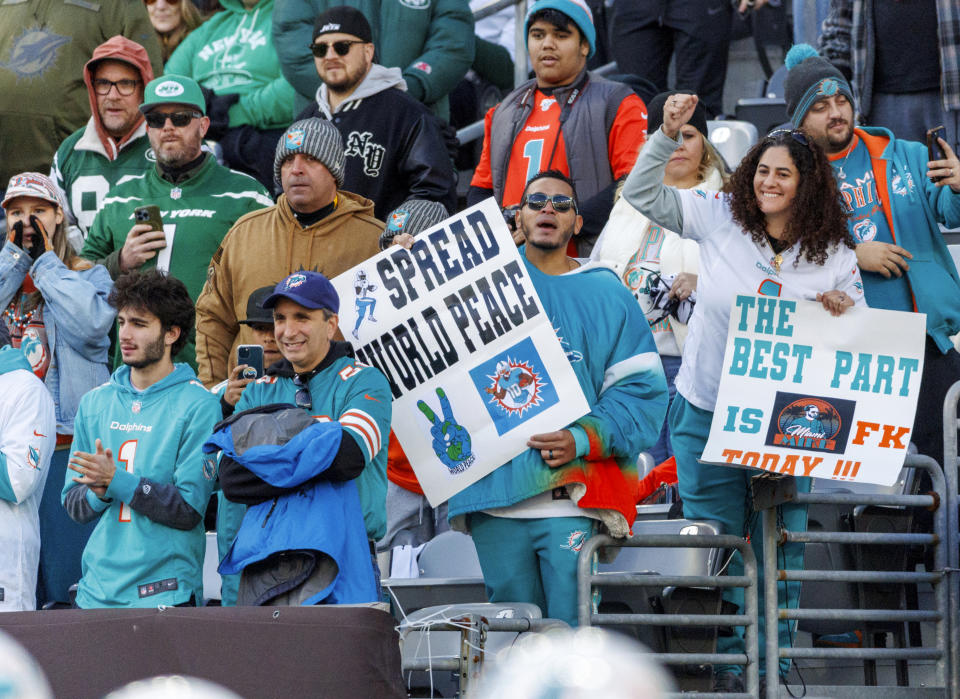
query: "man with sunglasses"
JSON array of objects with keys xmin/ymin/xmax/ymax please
[
  {"xmin": 449, "ymin": 170, "xmax": 667, "ymax": 627},
  {"xmin": 50, "ymin": 37, "xmax": 156, "ymax": 253},
  {"xmin": 81, "ymin": 75, "xmax": 272, "ymax": 368},
  {"xmin": 787, "ymin": 44, "xmax": 960, "ymax": 472},
  {"xmin": 296, "ymin": 6, "xmax": 456, "ymax": 220},
  {"xmin": 214, "ymin": 271, "xmax": 392, "ymax": 604},
  {"xmin": 468, "ymin": 0, "xmax": 647, "ymax": 256}
]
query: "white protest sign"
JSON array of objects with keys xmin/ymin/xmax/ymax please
[
  {"xmin": 330, "ymin": 198, "xmax": 590, "ymax": 505},
  {"xmin": 701, "ymin": 294, "xmax": 925, "ymax": 486}
]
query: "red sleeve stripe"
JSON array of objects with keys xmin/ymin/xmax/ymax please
[
  {"xmin": 342, "ymin": 423, "xmax": 375, "ymax": 459},
  {"xmin": 340, "ymin": 409, "xmax": 382, "ymax": 457}
]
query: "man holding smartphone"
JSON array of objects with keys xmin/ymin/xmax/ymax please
[
  {"xmin": 787, "ymin": 44, "xmax": 960, "ymax": 469},
  {"xmin": 81, "ymin": 75, "xmax": 273, "ymax": 367}
]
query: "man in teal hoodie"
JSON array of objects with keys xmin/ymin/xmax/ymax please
[
  {"xmin": 166, "ymin": 0, "xmax": 298, "ymax": 188},
  {"xmin": 62, "ymin": 271, "xmax": 220, "ymax": 608}
]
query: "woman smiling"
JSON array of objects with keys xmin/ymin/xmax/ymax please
[{"xmin": 620, "ymin": 93, "xmax": 865, "ymax": 693}]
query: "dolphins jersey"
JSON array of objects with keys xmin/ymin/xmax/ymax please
[{"xmin": 63, "ymin": 364, "xmax": 220, "ymax": 608}]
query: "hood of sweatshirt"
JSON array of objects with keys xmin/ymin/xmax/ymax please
[
  {"xmin": 314, "ymin": 63, "xmax": 406, "ymax": 117},
  {"xmin": 83, "ymin": 36, "xmax": 155, "ymax": 161},
  {"xmin": 0, "ymin": 345, "xmax": 32, "ymax": 376},
  {"xmin": 109, "ymin": 362, "xmax": 202, "ymax": 396}
]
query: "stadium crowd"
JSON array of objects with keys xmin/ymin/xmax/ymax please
[{"xmin": 1, "ymin": 0, "xmax": 959, "ymax": 694}]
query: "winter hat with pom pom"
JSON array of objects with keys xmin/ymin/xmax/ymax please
[{"xmin": 783, "ymin": 43, "xmax": 853, "ymax": 126}]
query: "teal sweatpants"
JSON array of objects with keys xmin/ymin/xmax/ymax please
[
  {"xmin": 469, "ymin": 512, "xmax": 597, "ymax": 627},
  {"xmin": 669, "ymin": 395, "xmax": 809, "ymax": 677}
]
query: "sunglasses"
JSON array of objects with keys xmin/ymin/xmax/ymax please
[
  {"xmin": 310, "ymin": 40, "xmax": 366, "ymax": 58},
  {"xmin": 144, "ymin": 0, "xmax": 180, "ymax": 5},
  {"xmin": 767, "ymin": 129, "xmax": 810, "ymax": 148},
  {"xmin": 522, "ymin": 192, "xmax": 577, "ymax": 213},
  {"xmin": 144, "ymin": 110, "xmax": 202, "ymax": 128},
  {"xmin": 293, "ymin": 374, "xmax": 312, "ymax": 411},
  {"xmin": 93, "ymin": 78, "xmax": 141, "ymax": 97}
]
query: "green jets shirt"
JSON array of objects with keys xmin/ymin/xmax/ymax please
[
  {"xmin": 82, "ymin": 155, "xmax": 273, "ymax": 365},
  {"xmin": 51, "ymin": 123, "xmax": 154, "ymax": 247}
]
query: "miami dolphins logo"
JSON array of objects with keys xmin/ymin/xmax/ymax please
[
  {"xmin": 553, "ymin": 326, "xmax": 583, "ymax": 363},
  {"xmin": 560, "ymin": 529, "xmax": 588, "ymax": 553},
  {"xmin": 818, "ymin": 78, "xmax": 839, "ymax": 97},
  {"xmin": 484, "ymin": 358, "xmax": 545, "ymax": 417},
  {"xmin": 1, "ymin": 28, "xmax": 70, "ymax": 79},
  {"xmin": 284, "ymin": 273, "xmax": 307, "ymax": 289},
  {"xmin": 27, "ymin": 445, "xmax": 41, "ymax": 469}
]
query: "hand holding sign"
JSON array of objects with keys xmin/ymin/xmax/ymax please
[{"xmin": 418, "ymin": 387, "xmax": 473, "ymax": 472}]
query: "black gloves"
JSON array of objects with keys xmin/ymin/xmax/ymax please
[{"xmin": 8, "ymin": 219, "xmax": 48, "ymax": 260}]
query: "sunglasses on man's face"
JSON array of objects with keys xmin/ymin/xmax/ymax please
[
  {"xmin": 144, "ymin": 110, "xmax": 201, "ymax": 128},
  {"xmin": 523, "ymin": 192, "xmax": 577, "ymax": 213},
  {"xmin": 310, "ymin": 40, "xmax": 365, "ymax": 58},
  {"xmin": 292, "ymin": 374, "xmax": 312, "ymax": 411}
]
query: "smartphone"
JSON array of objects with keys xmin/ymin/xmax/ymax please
[
  {"xmin": 133, "ymin": 205, "xmax": 164, "ymax": 232},
  {"xmin": 927, "ymin": 126, "xmax": 947, "ymax": 182},
  {"xmin": 237, "ymin": 344, "xmax": 264, "ymax": 379}
]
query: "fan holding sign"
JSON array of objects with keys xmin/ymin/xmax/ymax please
[{"xmin": 621, "ymin": 93, "xmax": 865, "ymax": 692}]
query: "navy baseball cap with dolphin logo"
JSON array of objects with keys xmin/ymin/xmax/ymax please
[{"xmin": 263, "ymin": 271, "xmax": 340, "ymax": 313}]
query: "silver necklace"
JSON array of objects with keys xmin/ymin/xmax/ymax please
[{"xmin": 834, "ymin": 139, "xmax": 856, "ymax": 180}]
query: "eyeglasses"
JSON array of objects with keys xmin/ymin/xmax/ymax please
[
  {"xmin": 767, "ymin": 129, "xmax": 810, "ymax": 148},
  {"xmin": 309, "ymin": 40, "xmax": 366, "ymax": 58},
  {"xmin": 293, "ymin": 374, "xmax": 312, "ymax": 411},
  {"xmin": 93, "ymin": 78, "xmax": 142, "ymax": 96},
  {"xmin": 144, "ymin": 110, "xmax": 202, "ymax": 128},
  {"xmin": 522, "ymin": 192, "xmax": 578, "ymax": 213}
]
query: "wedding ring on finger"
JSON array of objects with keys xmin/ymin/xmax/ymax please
[{"xmin": 549, "ymin": 450, "xmax": 554, "ymax": 460}]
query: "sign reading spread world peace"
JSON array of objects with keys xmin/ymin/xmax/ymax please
[
  {"xmin": 330, "ymin": 198, "xmax": 590, "ymax": 505},
  {"xmin": 701, "ymin": 294, "xmax": 926, "ymax": 486}
]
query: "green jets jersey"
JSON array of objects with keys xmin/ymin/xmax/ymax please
[
  {"xmin": 82, "ymin": 155, "xmax": 272, "ymax": 365},
  {"xmin": 63, "ymin": 364, "xmax": 220, "ymax": 608},
  {"xmin": 50, "ymin": 122, "xmax": 154, "ymax": 246}
]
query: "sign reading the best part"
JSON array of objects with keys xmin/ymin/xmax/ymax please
[
  {"xmin": 330, "ymin": 198, "xmax": 589, "ymax": 505},
  {"xmin": 702, "ymin": 294, "xmax": 925, "ymax": 486}
]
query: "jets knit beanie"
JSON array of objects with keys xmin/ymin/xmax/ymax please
[
  {"xmin": 783, "ymin": 43, "xmax": 854, "ymax": 126},
  {"xmin": 379, "ymin": 199, "xmax": 449, "ymax": 250},
  {"xmin": 273, "ymin": 118, "xmax": 345, "ymax": 188}
]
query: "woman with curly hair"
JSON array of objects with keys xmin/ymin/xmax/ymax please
[{"xmin": 620, "ymin": 93, "xmax": 865, "ymax": 694}]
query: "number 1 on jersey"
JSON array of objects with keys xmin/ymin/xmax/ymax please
[
  {"xmin": 117, "ymin": 439, "xmax": 138, "ymax": 522},
  {"xmin": 523, "ymin": 139, "xmax": 544, "ymax": 184}
]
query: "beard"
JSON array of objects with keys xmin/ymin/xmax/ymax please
[
  {"xmin": 522, "ymin": 221, "xmax": 575, "ymax": 250},
  {"xmin": 123, "ymin": 332, "xmax": 167, "ymax": 369},
  {"xmin": 823, "ymin": 119, "xmax": 855, "ymax": 153}
]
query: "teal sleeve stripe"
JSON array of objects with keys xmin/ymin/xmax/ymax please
[
  {"xmin": 568, "ymin": 425, "xmax": 590, "ymax": 459},
  {"xmin": 106, "ymin": 467, "xmax": 139, "ymax": 503},
  {"xmin": 0, "ymin": 453, "xmax": 15, "ymax": 503},
  {"xmin": 85, "ymin": 487, "xmax": 112, "ymax": 512}
]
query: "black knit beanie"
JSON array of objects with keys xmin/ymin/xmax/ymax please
[
  {"xmin": 646, "ymin": 90, "xmax": 708, "ymax": 137},
  {"xmin": 783, "ymin": 44, "xmax": 854, "ymax": 126}
]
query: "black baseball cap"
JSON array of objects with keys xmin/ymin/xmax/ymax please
[{"xmin": 238, "ymin": 286, "xmax": 276, "ymax": 326}]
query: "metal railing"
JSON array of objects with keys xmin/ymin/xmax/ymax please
[
  {"xmin": 944, "ymin": 380, "xmax": 960, "ymax": 697},
  {"xmin": 576, "ymin": 533, "xmax": 761, "ymax": 698},
  {"xmin": 759, "ymin": 454, "xmax": 953, "ymax": 698}
]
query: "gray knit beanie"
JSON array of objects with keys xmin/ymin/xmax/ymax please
[
  {"xmin": 783, "ymin": 44, "xmax": 854, "ymax": 126},
  {"xmin": 379, "ymin": 199, "xmax": 449, "ymax": 250},
  {"xmin": 273, "ymin": 118, "xmax": 345, "ymax": 188}
]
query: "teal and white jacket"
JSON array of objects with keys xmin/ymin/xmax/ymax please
[
  {"xmin": 0, "ymin": 346, "xmax": 56, "ymax": 611},
  {"xmin": 449, "ymin": 252, "xmax": 668, "ymax": 538},
  {"xmin": 62, "ymin": 364, "xmax": 220, "ymax": 608}
]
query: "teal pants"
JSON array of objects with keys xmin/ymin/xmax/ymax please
[
  {"xmin": 469, "ymin": 512, "xmax": 597, "ymax": 627},
  {"xmin": 669, "ymin": 395, "xmax": 809, "ymax": 677}
]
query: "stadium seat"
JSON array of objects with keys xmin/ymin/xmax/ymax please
[
  {"xmin": 707, "ymin": 120, "xmax": 758, "ymax": 170},
  {"xmin": 382, "ymin": 530, "xmax": 487, "ymax": 618},
  {"xmin": 734, "ymin": 98, "xmax": 790, "ymax": 138},
  {"xmin": 398, "ymin": 602, "xmax": 544, "ymax": 698}
]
